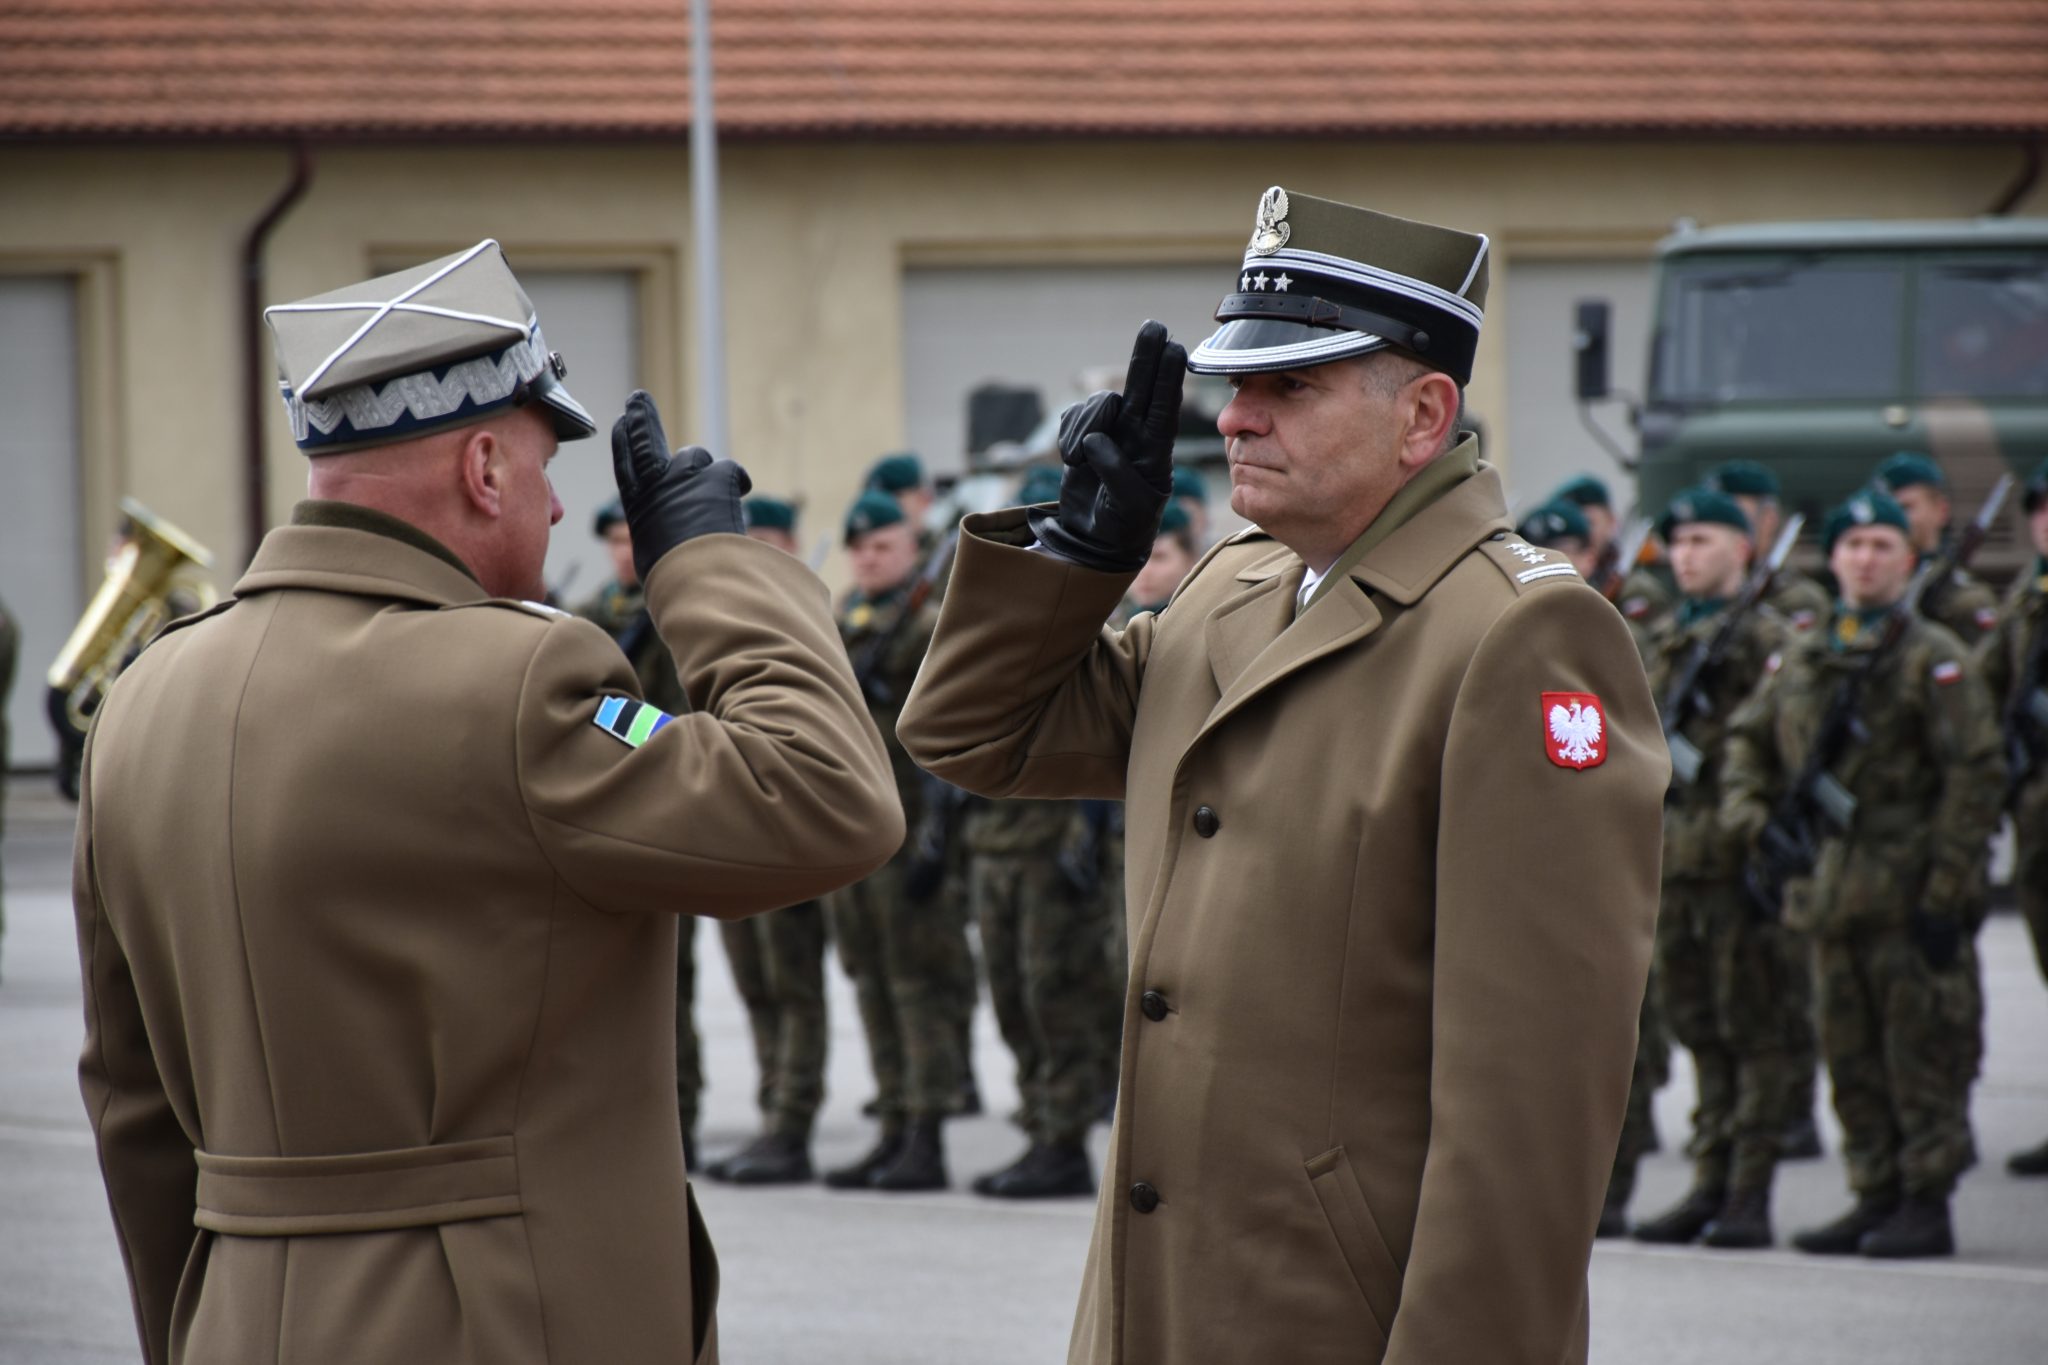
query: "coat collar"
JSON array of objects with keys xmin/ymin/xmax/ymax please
[{"xmin": 234, "ymin": 502, "xmax": 489, "ymax": 608}]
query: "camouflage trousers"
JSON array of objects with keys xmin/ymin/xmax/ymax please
[
  {"xmin": 1816, "ymin": 920, "xmax": 1979, "ymax": 1198},
  {"xmin": 972, "ymin": 850, "xmax": 1122, "ymax": 1146},
  {"xmin": 829, "ymin": 858, "xmax": 971, "ymax": 1122},
  {"xmin": 676, "ymin": 915, "xmax": 701, "ymax": 1136},
  {"xmin": 1657, "ymin": 881, "xmax": 1803, "ymax": 1194},
  {"xmin": 718, "ymin": 900, "xmax": 828, "ymax": 1139}
]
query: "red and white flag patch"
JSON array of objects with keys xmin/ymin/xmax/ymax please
[
  {"xmin": 1932, "ymin": 660, "xmax": 1963, "ymax": 687},
  {"xmin": 1543, "ymin": 691, "xmax": 1607, "ymax": 770}
]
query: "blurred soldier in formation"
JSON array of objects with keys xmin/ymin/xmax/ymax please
[
  {"xmin": 1976, "ymin": 457, "xmax": 2048, "ymax": 1176},
  {"xmin": 1516, "ymin": 500, "xmax": 1599, "ymax": 579},
  {"xmin": 1555, "ymin": 472, "xmax": 1673, "ymax": 645},
  {"xmin": 575, "ymin": 498, "xmax": 703, "ymax": 1170},
  {"xmin": 704, "ymin": 495, "xmax": 834, "ymax": 1186},
  {"xmin": 1170, "ymin": 465, "xmax": 1213, "ymax": 549},
  {"xmin": 1627, "ymin": 490, "xmax": 1798, "ymax": 1249},
  {"xmin": 1723, "ymin": 491, "xmax": 2003, "ymax": 1259},
  {"xmin": 825, "ymin": 491, "xmax": 974, "ymax": 1191},
  {"xmin": 1875, "ymin": 451, "xmax": 2001, "ymax": 645}
]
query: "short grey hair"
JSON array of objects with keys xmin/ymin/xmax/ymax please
[{"xmin": 1359, "ymin": 350, "xmax": 1466, "ymax": 458}]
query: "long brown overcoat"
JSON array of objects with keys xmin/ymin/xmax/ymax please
[
  {"xmin": 899, "ymin": 459, "xmax": 1663, "ymax": 1365},
  {"xmin": 74, "ymin": 507, "xmax": 902, "ymax": 1365}
]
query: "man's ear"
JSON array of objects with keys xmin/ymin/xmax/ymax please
[
  {"xmin": 457, "ymin": 426, "xmax": 504, "ymax": 519},
  {"xmin": 1400, "ymin": 371, "xmax": 1460, "ymax": 471}
]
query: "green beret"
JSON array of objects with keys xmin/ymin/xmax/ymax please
[
  {"xmin": 844, "ymin": 489, "xmax": 906, "ymax": 543},
  {"xmin": 1158, "ymin": 501, "xmax": 1193, "ymax": 537},
  {"xmin": 1658, "ymin": 487, "xmax": 1752, "ymax": 542},
  {"xmin": 866, "ymin": 452, "xmax": 926, "ymax": 494},
  {"xmin": 593, "ymin": 498, "xmax": 625, "ymax": 536},
  {"xmin": 1551, "ymin": 475, "xmax": 1612, "ymax": 510},
  {"xmin": 1706, "ymin": 460, "xmax": 1780, "ymax": 498},
  {"xmin": 2024, "ymin": 458, "xmax": 2048, "ymax": 514},
  {"xmin": 1518, "ymin": 500, "xmax": 1591, "ymax": 547},
  {"xmin": 1824, "ymin": 490, "xmax": 1911, "ymax": 552},
  {"xmin": 744, "ymin": 496, "xmax": 797, "ymax": 533},
  {"xmin": 1875, "ymin": 451, "xmax": 1946, "ymax": 493},
  {"xmin": 1015, "ymin": 465, "xmax": 1064, "ymax": 506},
  {"xmin": 1171, "ymin": 466, "xmax": 1209, "ymax": 504}
]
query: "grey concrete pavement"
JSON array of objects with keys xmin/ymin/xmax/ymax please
[{"xmin": 5, "ymin": 774, "xmax": 2046, "ymax": 1363}]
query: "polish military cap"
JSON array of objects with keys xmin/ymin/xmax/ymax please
[
  {"xmin": 1551, "ymin": 474, "xmax": 1612, "ymax": 510},
  {"xmin": 866, "ymin": 452, "xmax": 927, "ymax": 494},
  {"xmin": 1187, "ymin": 187, "xmax": 1490, "ymax": 385},
  {"xmin": 1518, "ymin": 500, "xmax": 1591, "ymax": 548},
  {"xmin": 1875, "ymin": 451, "xmax": 1946, "ymax": 492},
  {"xmin": 1171, "ymin": 466, "xmax": 1209, "ymax": 504},
  {"xmin": 1824, "ymin": 490, "xmax": 1911, "ymax": 551},
  {"xmin": 264, "ymin": 239, "xmax": 595, "ymax": 455},
  {"xmin": 1016, "ymin": 465, "xmax": 1064, "ymax": 506},
  {"xmin": 1706, "ymin": 460, "xmax": 1780, "ymax": 498},
  {"xmin": 2024, "ymin": 458, "xmax": 2048, "ymax": 514},
  {"xmin": 1158, "ymin": 501, "xmax": 1193, "ymax": 537},
  {"xmin": 844, "ymin": 489, "xmax": 906, "ymax": 543},
  {"xmin": 1658, "ymin": 487, "xmax": 1751, "ymax": 542},
  {"xmin": 744, "ymin": 496, "xmax": 799, "ymax": 533},
  {"xmin": 593, "ymin": 498, "xmax": 626, "ymax": 536}
]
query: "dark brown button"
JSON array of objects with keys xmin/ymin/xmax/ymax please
[
  {"xmin": 1193, "ymin": 806, "xmax": 1220, "ymax": 838},
  {"xmin": 1140, "ymin": 990, "xmax": 1169, "ymax": 1022},
  {"xmin": 1130, "ymin": 1181, "xmax": 1160, "ymax": 1213}
]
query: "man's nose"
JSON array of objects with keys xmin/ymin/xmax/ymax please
[
  {"xmin": 1217, "ymin": 391, "xmax": 1266, "ymax": 441},
  {"xmin": 549, "ymin": 487, "xmax": 565, "ymax": 526}
]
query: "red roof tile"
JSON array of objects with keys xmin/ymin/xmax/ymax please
[{"xmin": 4, "ymin": 1, "xmax": 2045, "ymax": 141}]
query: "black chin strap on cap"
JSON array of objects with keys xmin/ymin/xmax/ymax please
[{"xmin": 1213, "ymin": 289, "xmax": 1478, "ymax": 385}]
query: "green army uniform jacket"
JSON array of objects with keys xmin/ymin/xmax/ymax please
[
  {"xmin": 1766, "ymin": 570, "xmax": 1831, "ymax": 634},
  {"xmin": 1615, "ymin": 562, "xmax": 1675, "ymax": 652},
  {"xmin": 1920, "ymin": 538, "xmax": 2001, "ymax": 647},
  {"xmin": 1645, "ymin": 601, "xmax": 1789, "ymax": 881},
  {"xmin": 1722, "ymin": 608, "xmax": 2004, "ymax": 936},
  {"xmin": 574, "ymin": 580, "xmax": 689, "ymax": 716},
  {"xmin": 841, "ymin": 582, "xmax": 939, "ymax": 836},
  {"xmin": 1978, "ymin": 561, "xmax": 2048, "ymax": 818}
]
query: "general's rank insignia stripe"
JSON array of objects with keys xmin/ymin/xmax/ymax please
[{"xmin": 593, "ymin": 696, "xmax": 675, "ymax": 748}]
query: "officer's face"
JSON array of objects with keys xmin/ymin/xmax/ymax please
[
  {"xmin": 1890, "ymin": 484, "xmax": 1948, "ymax": 554},
  {"xmin": 604, "ymin": 523, "xmax": 638, "ymax": 589},
  {"xmin": 848, "ymin": 522, "xmax": 920, "ymax": 596},
  {"xmin": 1669, "ymin": 523, "xmax": 1751, "ymax": 600},
  {"xmin": 1831, "ymin": 525, "xmax": 1915, "ymax": 609}
]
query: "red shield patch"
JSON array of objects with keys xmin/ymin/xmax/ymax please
[{"xmin": 1542, "ymin": 691, "xmax": 1607, "ymax": 770}]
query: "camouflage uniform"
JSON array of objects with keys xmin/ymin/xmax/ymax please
[
  {"xmin": 718, "ymin": 902, "xmax": 829, "ymax": 1139},
  {"xmin": 574, "ymin": 580, "xmax": 701, "ymax": 1145},
  {"xmin": 1980, "ymin": 561, "xmax": 2048, "ymax": 980},
  {"xmin": 829, "ymin": 582, "xmax": 972, "ymax": 1124},
  {"xmin": 1921, "ymin": 545, "xmax": 2002, "ymax": 648},
  {"xmin": 1723, "ymin": 608, "xmax": 2004, "ymax": 1202},
  {"xmin": 1615, "ymin": 560, "xmax": 1677, "ymax": 651},
  {"xmin": 1767, "ymin": 570, "xmax": 1832, "ymax": 634},
  {"xmin": 1643, "ymin": 600, "xmax": 1800, "ymax": 1204}
]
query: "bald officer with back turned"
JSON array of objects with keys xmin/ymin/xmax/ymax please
[
  {"xmin": 73, "ymin": 241, "xmax": 901, "ymax": 1365},
  {"xmin": 899, "ymin": 189, "xmax": 1663, "ymax": 1365}
]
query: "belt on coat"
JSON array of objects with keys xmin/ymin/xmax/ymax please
[{"xmin": 193, "ymin": 1135, "xmax": 522, "ymax": 1236}]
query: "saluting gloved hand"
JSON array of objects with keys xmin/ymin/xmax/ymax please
[
  {"xmin": 610, "ymin": 389, "xmax": 752, "ymax": 584},
  {"xmin": 1029, "ymin": 320, "xmax": 1186, "ymax": 574},
  {"xmin": 1907, "ymin": 909, "xmax": 1963, "ymax": 970}
]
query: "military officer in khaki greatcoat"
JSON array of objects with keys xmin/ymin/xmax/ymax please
[
  {"xmin": 899, "ymin": 190, "xmax": 1664, "ymax": 1365},
  {"xmin": 72, "ymin": 242, "xmax": 901, "ymax": 1365}
]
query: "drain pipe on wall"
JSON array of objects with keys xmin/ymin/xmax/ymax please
[
  {"xmin": 241, "ymin": 142, "xmax": 314, "ymax": 567},
  {"xmin": 1986, "ymin": 142, "xmax": 2042, "ymax": 217}
]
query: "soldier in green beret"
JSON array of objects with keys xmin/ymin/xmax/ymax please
[
  {"xmin": 824, "ymin": 490, "xmax": 975, "ymax": 1190},
  {"xmin": 1722, "ymin": 490, "xmax": 2004, "ymax": 1258},
  {"xmin": 1517, "ymin": 500, "xmax": 1598, "ymax": 578},
  {"xmin": 1975, "ymin": 457, "xmax": 2048, "ymax": 1176},
  {"xmin": 1627, "ymin": 490, "xmax": 1800, "ymax": 1249},
  {"xmin": 1557, "ymin": 473, "xmax": 1674, "ymax": 647},
  {"xmin": 1708, "ymin": 461, "xmax": 1830, "ymax": 634},
  {"xmin": 704, "ymin": 494, "xmax": 834, "ymax": 1184},
  {"xmin": 1170, "ymin": 464, "xmax": 1212, "ymax": 548},
  {"xmin": 1875, "ymin": 451, "xmax": 2002, "ymax": 645}
]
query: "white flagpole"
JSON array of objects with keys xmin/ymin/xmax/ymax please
[{"xmin": 688, "ymin": 0, "xmax": 730, "ymax": 457}]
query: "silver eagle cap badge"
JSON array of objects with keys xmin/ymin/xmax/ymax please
[{"xmin": 1249, "ymin": 186, "xmax": 1291, "ymax": 256}]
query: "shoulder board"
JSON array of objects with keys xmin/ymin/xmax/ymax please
[
  {"xmin": 444, "ymin": 597, "xmax": 577, "ymax": 623},
  {"xmin": 1475, "ymin": 533, "xmax": 1582, "ymax": 593},
  {"xmin": 147, "ymin": 596, "xmax": 238, "ymax": 645}
]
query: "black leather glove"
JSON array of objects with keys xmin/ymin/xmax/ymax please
[
  {"xmin": 1907, "ymin": 910, "xmax": 1963, "ymax": 970},
  {"xmin": 1028, "ymin": 321, "xmax": 1185, "ymax": 573},
  {"xmin": 610, "ymin": 390, "xmax": 751, "ymax": 583}
]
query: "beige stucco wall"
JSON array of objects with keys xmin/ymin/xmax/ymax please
[{"xmin": 2, "ymin": 137, "xmax": 2041, "ymax": 594}]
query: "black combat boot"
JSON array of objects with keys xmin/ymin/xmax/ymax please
[
  {"xmin": 2007, "ymin": 1135, "xmax": 2048, "ymax": 1176},
  {"xmin": 871, "ymin": 1117, "xmax": 948, "ymax": 1192},
  {"xmin": 1858, "ymin": 1194, "xmax": 1955, "ymax": 1259},
  {"xmin": 703, "ymin": 1133, "xmax": 775, "ymax": 1183},
  {"xmin": 972, "ymin": 1145, "xmax": 1034, "ymax": 1196},
  {"xmin": 823, "ymin": 1127, "xmax": 904, "ymax": 1190},
  {"xmin": 1780, "ymin": 1111, "xmax": 1824, "ymax": 1160},
  {"xmin": 725, "ymin": 1131, "xmax": 814, "ymax": 1186},
  {"xmin": 983, "ymin": 1143, "xmax": 1096, "ymax": 1199},
  {"xmin": 1631, "ymin": 1184, "xmax": 1725, "ymax": 1244},
  {"xmin": 1791, "ymin": 1190, "xmax": 1901, "ymax": 1255},
  {"xmin": 1700, "ymin": 1186, "xmax": 1773, "ymax": 1249}
]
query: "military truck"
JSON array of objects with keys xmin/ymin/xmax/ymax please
[{"xmin": 1575, "ymin": 218, "xmax": 2048, "ymax": 575}]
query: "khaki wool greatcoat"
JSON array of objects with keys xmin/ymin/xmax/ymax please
[
  {"xmin": 74, "ymin": 506, "xmax": 903, "ymax": 1365},
  {"xmin": 899, "ymin": 453, "xmax": 1664, "ymax": 1365}
]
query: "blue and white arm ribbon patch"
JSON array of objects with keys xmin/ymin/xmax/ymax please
[{"xmin": 594, "ymin": 695, "xmax": 675, "ymax": 748}]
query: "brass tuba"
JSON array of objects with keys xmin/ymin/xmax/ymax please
[{"xmin": 47, "ymin": 498, "xmax": 218, "ymax": 738}]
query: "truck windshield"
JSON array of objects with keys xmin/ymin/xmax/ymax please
[
  {"xmin": 1916, "ymin": 261, "xmax": 2048, "ymax": 399},
  {"xmin": 1652, "ymin": 260, "xmax": 1904, "ymax": 405}
]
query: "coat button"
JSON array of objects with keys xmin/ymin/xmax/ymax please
[
  {"xmin": 1130, "ymin": 1181, "xmax": 1160, "ymax": 1214},
  {"xmin": 1193, "ymin": 805, "xmax": 1220, "ymax": 838},
  {"xmin": 1140, "ymin": 990, "xmax": 1169, "ymax": 1022}
]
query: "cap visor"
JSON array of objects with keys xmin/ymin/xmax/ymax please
[
  {"xmin": 532, "ymin": 373, "xmax": 597, "ymax": 441},
  {"xmin": 1186, "ymin": 318, "xmax": 1389, "ymax": 375}
]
